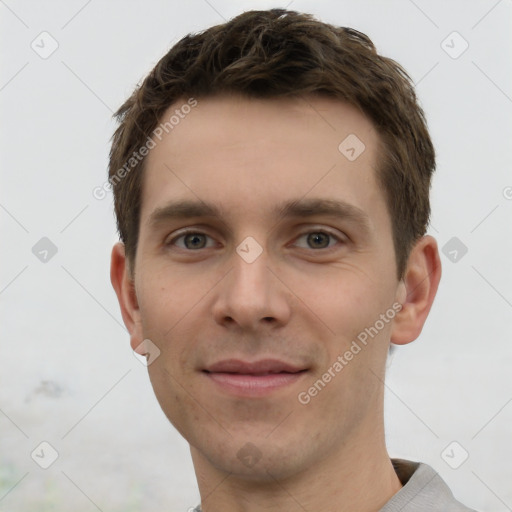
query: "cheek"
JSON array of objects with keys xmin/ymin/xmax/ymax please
[
  {"xmin": 146, "ymin": 358, "xmax": 198, "ymax": 438},
  {"xmin": 137, "ymin": 268, "xmax": 215, "ymax": 375},
  {"xmin": 304, "ymin": 271, "xmax": 397, "ymax": 388},
  {"xmin": 304, "ymin": 271, "xmax": 389, "ymax": 339},
  {"xmin": 138, "ymin": 266, "xmax": 197, "ymax": 330}
]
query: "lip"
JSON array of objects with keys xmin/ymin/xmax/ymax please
[
  {"xmin": 203, "ymin": 358, "xmax": 308, "ymax": 397},
  {"xmin": 205, "ymin": 358, "xmax": 305, "ymax": 374}
]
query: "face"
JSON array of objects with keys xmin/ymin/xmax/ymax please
[{"xmin": 120, "ymin": 94, "xmax": 408, "ymax": 480}]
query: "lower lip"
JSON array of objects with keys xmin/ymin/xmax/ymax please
[{"xmin": 204, "ymin": 371, "xmax": 307, "ymax": 396}]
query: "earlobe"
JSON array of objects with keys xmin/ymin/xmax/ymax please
[
  {"xmin": 390, "ymin": 235, "xmax": 442, "ymax": 346},
  {"xmin": 110, "ymin": 242, "xmax": 144, "ymax": 350}
]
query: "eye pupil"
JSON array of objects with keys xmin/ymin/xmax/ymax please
[
  {"xmin": 307, "ymin": 232, "xmax": 329, "ymax": 249},
  {"xmin": 185, "ymin": 233, "xmax": 206, "ymax": 249}
]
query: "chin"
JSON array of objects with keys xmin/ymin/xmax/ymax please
[{"xmin": 193, "ymin": 433, "xmax": 313, "ymax": 482}]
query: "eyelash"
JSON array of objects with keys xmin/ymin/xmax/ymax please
[{"xmin": 166, "ymin": 229, "xmax": 345, "ymax": 251}]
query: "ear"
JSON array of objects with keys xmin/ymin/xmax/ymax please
[
  {"xmin": 110, "ymin": 242, "xmax": 144, "ymax": 351},
  {"xmin": 390, "ymin": 235, "xmax": 442, "ymax": 345}
]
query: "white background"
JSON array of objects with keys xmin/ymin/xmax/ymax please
[{"xmin": 1, "ymin": 0, "xmax": 511, "ymax": 511}]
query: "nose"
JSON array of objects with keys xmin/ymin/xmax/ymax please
[{"xmin": 211, "ymin": 245, "xmax": 292, "ymax": 332}]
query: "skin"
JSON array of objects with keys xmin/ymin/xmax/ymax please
[{"xmin": 111, "ymin": 94, "xmax": 441, "ymax": 512}]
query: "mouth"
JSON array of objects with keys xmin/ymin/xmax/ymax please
[{"xmin": 202, "ymin": 359, "xmax": 309, "ymax": 396}]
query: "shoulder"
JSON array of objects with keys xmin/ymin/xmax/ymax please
[{"xmin": 380, "ymin": 458, "xmax": 478, "ymax": 512}]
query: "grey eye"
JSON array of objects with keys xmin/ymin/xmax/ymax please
[
  {"xmin": 183, "ymin": 233, "xmax": 208, "ymax": 249},
  {"xmin": 306, "ymin": 232, "xmax": 331, "ymax": 249}
]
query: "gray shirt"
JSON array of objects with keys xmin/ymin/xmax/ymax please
[
  {"xmin": 381, "ymin": 459, "xmax": 477, "ymax": 511},
  {"xmin": 191, "ymin": 459, "xmax": 477, "ymax": 511}
]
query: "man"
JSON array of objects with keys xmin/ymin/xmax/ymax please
[{"xmin": 109, "ymin": 9, "xmax": 477, "ymax": 511}]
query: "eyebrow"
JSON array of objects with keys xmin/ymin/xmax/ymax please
[
  {"xmin": 273, "ymin": 198, "xmax": 371, "ymax": 234},
  {"xmin": 147, "ymin": 198, "xmax": 372, "ymax": 235},
  {"xmin": 148, "ymin": 200, "xmax": 222, "ymax": 229}
]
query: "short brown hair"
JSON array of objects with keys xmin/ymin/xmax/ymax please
[{"xmin": 109, "ymin": 8, "xmax": 435, "ymax": 278}]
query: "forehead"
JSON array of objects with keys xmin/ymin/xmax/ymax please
[{"xmin": 140, "ymin": 94, "xmax": 386, "ymax": 227}]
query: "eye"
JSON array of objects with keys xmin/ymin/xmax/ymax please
[
  {"xmin": 167, "ymin": 231, "xmax": 216, "ymax": 250},
  {"xmin": 293, "ymin": 230, "xmax": 343, "ymax": 250}
]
